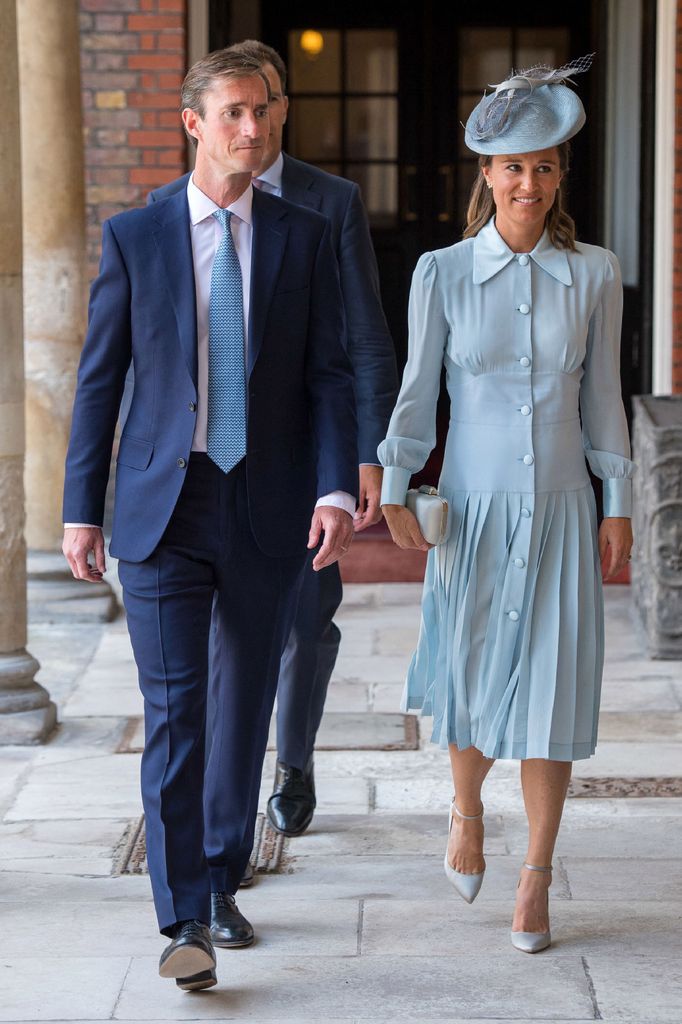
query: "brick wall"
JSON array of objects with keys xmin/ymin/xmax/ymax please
[
  {"xmin": 79, "ymin": 0, "xmax": 188, "ymax": 277},
  {"xmin": 675, "ymin": 1, "xmax": 682, "ymax": 392}
]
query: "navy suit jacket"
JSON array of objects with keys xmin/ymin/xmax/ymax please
[
  {"xmin": 149, "ymin": 154, "xmax": 398, "ymax": 463},
  {"xmin": 64, "ymin": 187, "xmax": 358, "ymax": 563}
]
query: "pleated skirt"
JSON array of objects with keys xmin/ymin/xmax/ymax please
[{"xmin": 402, "ymin": 484, "xmax": 604, "ymax": 761}]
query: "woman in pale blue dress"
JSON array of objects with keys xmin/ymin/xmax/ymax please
[{"xmin": 379, "ymin": 59, "xmax": 634, "ymax": 952}]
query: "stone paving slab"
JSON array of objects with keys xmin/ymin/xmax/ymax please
[
  {"xmin": 599, "ymin": 677, "xmax": 681, "ymax": 709},
  {"xmin": 0, "ymin": 818, "xmax": 127, "ymax": 861},
  {"xmin": 503, "ymin": 814, "xmax": 682, "ymax": 858},
  {"xmin": 114, "ymin": 954, "xmax": 596, "ymax": 1020},
  {"xmin": 560, "ymin": 857, "xmax": 682, "ymax": 899},
  {"xmin": 597, "ymin": 711, "xmax": 682, "ymax": 740},
  {"xmin": 0, "ymin": 899, "xmax": 359, "ymax": 959},
  {"xmin": 284, "ymin": 813, "xmax": 506, "ymax": 857},
  {"xmin": 267, "ymin": 853, "xmax": 570, "ymax": 901},
  {"xmin": 0, "ymin": 956, "xmax": 131, "ymax": 1022},
  {"xmin": 0, "ymin": 870, "xmax": 151, "ymax": 903},
  {"xmin": 588, "ymin": 955, "xmax": 682, "ymax": 1021},
  {"xmin": 4, "ymin": 752, "xmax": 141, "ymax": 821},
  {"xmin": 360, "ymin": 899, "xmax": 682, "ymax": 958}
]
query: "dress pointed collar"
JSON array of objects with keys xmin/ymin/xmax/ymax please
[{"xmin": 472, "ymin": 216, "xmax": 572, "ymax": 286}]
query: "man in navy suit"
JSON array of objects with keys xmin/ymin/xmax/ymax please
[
  {"xmin": 62, "ymin": 51, "xmax": 357, "ymax": 990},
  {"xmin": 150, "ymin": 40, "xmax": 398, "ymax": 866}
]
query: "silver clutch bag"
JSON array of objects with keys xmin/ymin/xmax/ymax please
[{"xmin": 405, "ymin": 485, "xmax": 449, "ymax": 546}]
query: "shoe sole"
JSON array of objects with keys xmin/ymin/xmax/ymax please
[
  {"xmin": 266, "ymin": 807, "xmax": 315, "ymax": 838},
  {"xmin": 159, "ymin": 945, "xmax": 216, "ymax": 979},
  {"xmin": 176, "ymin": 969, "xmax": 217, "ymax": 991},
  {"xmin": 210, "ymin": 931, "xmax": 255, "ymax": 949}
]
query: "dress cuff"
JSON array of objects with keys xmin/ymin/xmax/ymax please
[
  {"xmin": 380, "ymin": 466, "xmax": 411, "ymax": 506},
  {"xmin": 603, "ymin": 478, "xmax": 632, "ymax": 518}
]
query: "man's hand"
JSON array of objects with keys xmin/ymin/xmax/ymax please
[
  {"xmin": 308, "ymin": 506, "xmax": 354, "ymax": 571},
  {"xmin": 354, "ymin": 465, "xmax": 383, "ymax": 533},
  {"xmin": 382, "ymin": 504, "xmax": 432, "ymax": 551},
  {"xmin": 63, "ymin": 527, "xmax": 106, "ymax": 583},
  {"xmin": 598, "ymin": 517, "xmax": 633, "ymax": 581}
]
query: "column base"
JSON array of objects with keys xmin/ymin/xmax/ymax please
[
  {"xmin": 27, "ymin": 550, "xmax": 118, "ymax": 623},
  {"xmin": 0, "ymin": 649, "xmax": 57, "ymax": 745}
]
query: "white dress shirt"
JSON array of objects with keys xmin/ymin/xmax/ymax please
[
  {"xmin": 254, "ymin": 151, "xmax": 284, "ymax": 196},
  {"xmin": 64, "ymin": 172, "xmax": 355, "ymax": 526}
]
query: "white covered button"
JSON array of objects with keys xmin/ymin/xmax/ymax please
[
  {"xmin": 520, "ymin": 507, "xmax": 531, "ymax": 518},
  {"xmin": 518, "ymin": 254, "xmax": 529, "ymax": 266},
  {"xmin": 508, "ymin": 610, "xmax": 520, "ymax": 621},
  {"xmin": 519, "ymin": 356, "xmax": 531, "ymax": 367},
  {"xmin": 514, "ymin": 557, "xmax": 525, "ymax": 568},
  {"xmin": 523, "ymin": 454, "xmax": 534, "ymax": 465},
  {"xmin": 518, "ymin": 303, "xmax": 530, "ymax": 314},
  {"xmin": 520, "ymin": 405, "xmax": 531, "ymax": 415}
]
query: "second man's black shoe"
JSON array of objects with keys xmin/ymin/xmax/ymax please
[
  {"xmin": 266, "ymin": 758, "xmax": 316, "ymax": 837},
  {"xmin": 210, "ymin": 892, "xmax": 255, "ymax": 948},
  {"xmin": 159, "ymin": 920, "xmax": 215, "ymax": 984}
]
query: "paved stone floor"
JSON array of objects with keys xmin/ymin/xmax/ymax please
[{"xmin": 1, "ymin": 580, "xmax": 681, "ymax": 1022}]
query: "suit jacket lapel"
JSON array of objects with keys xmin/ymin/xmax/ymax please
[
  {"xmin": 249, "ymin": 189, "xmax": 288, "ymax": 376},
  {"xmin": 152, "ymin": 189, "xmax": 198, "ymax": 385},
  {"xmin": 281, "ymin": 153, "xmax": 322, "ymax": 212}
]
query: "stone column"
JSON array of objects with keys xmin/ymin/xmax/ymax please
[
  {"xmin": 17, "ymin": 0, "xmax": 116, "ymax": 622},
  {"xmin": 0, "ymin": 0, "xmax": 56, "ymax": 745}
]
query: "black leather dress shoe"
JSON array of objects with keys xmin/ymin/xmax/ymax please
[
  {"xmin": 239, "ymin": 862, "xmax": 254, "ymax": 887},
  {"xmin": 175, "ymin": 967, "xmax": 217, "ymax": 991},
  {"xmin": 210, "ymin": 892, "xmax": 255, "ymax": 948},
  {"xmin": 159, "ymin": 920, "xmax": 215, "ymax": 986},
  {"xmin": 266, "ymin": 758, "xmax": 316, "ymax": 837}
]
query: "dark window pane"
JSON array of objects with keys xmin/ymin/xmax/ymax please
[
  {"xmin": 346, "ymin": 98, "xmax": 398, "ymax": 160},
  {"xmin": 288, "ymin": 98, "xmax": 341, "ymax": 161},
  {"xmin": 347, "ymin": 163, "xmax": 398, "ymax": 226},
  {"xmin": 313, "ymin": 163, "xmax": 342, "ymax": 176},
  {"xmin": 288, "ymin": 29, "xmax": 341, "ymax": 93},
  {"xmin": 516, "ymin": 29, "xmax": 570, "ymax": 71},
  {"xmin": 346, "ymin": 30, "xmax": 398, "ymax": 93},
  {"xmin": 459, "ymin": 29, "xmax": 512, "ymax": 89},
  {"xmin": 458, "ymin": 95, "xmax": 478, "ymax": 157}
]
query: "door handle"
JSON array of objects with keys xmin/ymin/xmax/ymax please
[
  {"xmin": 438, "ymin": 165, "xmax": 454, "ymax": 223},
  {"xmin": 401, "ymin": 165, "xmax": 418, "ymax": 222}
]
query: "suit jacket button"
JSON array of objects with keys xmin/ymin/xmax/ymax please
[
  {"xmin": 177, "ymin": 457, "xmax": 186, "ymax": 468},
  {"xmin": 189, "ymin": 402, "xmax": 196, "ymax": 412}
]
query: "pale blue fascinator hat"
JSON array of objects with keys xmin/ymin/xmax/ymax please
[{"xmin": 464, "ymin": 55, "xmax": 593, "ymax": 155}]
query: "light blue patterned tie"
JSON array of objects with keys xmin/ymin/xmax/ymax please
[{"xmin": 207, "ymin": 208, "xmax": 247, "ymax": 474}]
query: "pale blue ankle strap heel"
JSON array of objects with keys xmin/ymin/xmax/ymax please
[
  {"xmin": 510, "ymin": 863, "xmax": 553, "ymax": 953},
  {"xmin": 443, "ymin": 799, "xmax": 485, "ymax": 904}
]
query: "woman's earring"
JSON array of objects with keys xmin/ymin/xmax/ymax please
[{"xmin": 486, "ymin": 181, "xmax": 493, "ymax": 190}]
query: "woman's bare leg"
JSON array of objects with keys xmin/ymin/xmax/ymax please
[
  {"xmin": 447, "ymin": 744, "xmax": 495, "ymax": 874},
  {"xmin": 512, "ymin": 758, "xmax": 572, "ymax": 932}
]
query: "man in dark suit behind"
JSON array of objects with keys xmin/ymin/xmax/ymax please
[
  {"xmin": 150, "ymin": 42, "xmax": 398, "ymax": 891},
  {"xmin": 62, "ymin": 51, "xmax": 357, "ymax": 990}
]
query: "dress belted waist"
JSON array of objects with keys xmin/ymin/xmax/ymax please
[{"xmin": 442, "ymin": 366, "xmax": 589, "ymax": 494}]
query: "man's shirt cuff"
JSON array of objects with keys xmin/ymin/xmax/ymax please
[
  {"xmin": 315, "ymin": 491, "xmax": 356, "ymax": 517},
  {"xmin": 64, "ymin": 523, "xmax": 100, "ymax": 529}
]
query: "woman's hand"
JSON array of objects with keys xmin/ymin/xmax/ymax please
[
  {"xmin": 382, "ymin": 504, "xmax": 433, "ymax": 551},
  {"xmin": 598, "ymin": 517, "xmax": 633, "ymax": 581}
]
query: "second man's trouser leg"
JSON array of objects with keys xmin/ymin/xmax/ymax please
[
  {"xmin": 276, "ymin": 556, "xmax": 344, "ymax": 770},
  {"xmin": 203, "ymin": 509, "xmax": 305, "ymax": 894}
]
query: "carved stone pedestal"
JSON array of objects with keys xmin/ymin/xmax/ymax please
[
  {"xmin": 632, "ymin": 395, "xmax": 682, "ymax": 658},
  {"xmin": 0, "ymin": 650, "xmax": 56, "ymax": 745},
  {"xmin": 27, "ymin": 552, "xmax": 118, "ymax": 624}
]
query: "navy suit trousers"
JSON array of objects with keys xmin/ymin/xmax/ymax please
[
  {"xmin": 118, "ymin": 455, "xmax": 306, "ymax": 935},
  {"xmin": 276, "ymin": 556, "xmax": 343, "ymax": 769}
]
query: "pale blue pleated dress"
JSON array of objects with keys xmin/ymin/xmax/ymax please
[{"xmin": 378, "ymin": 217, "xmax": 635, "ymax": 761}]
